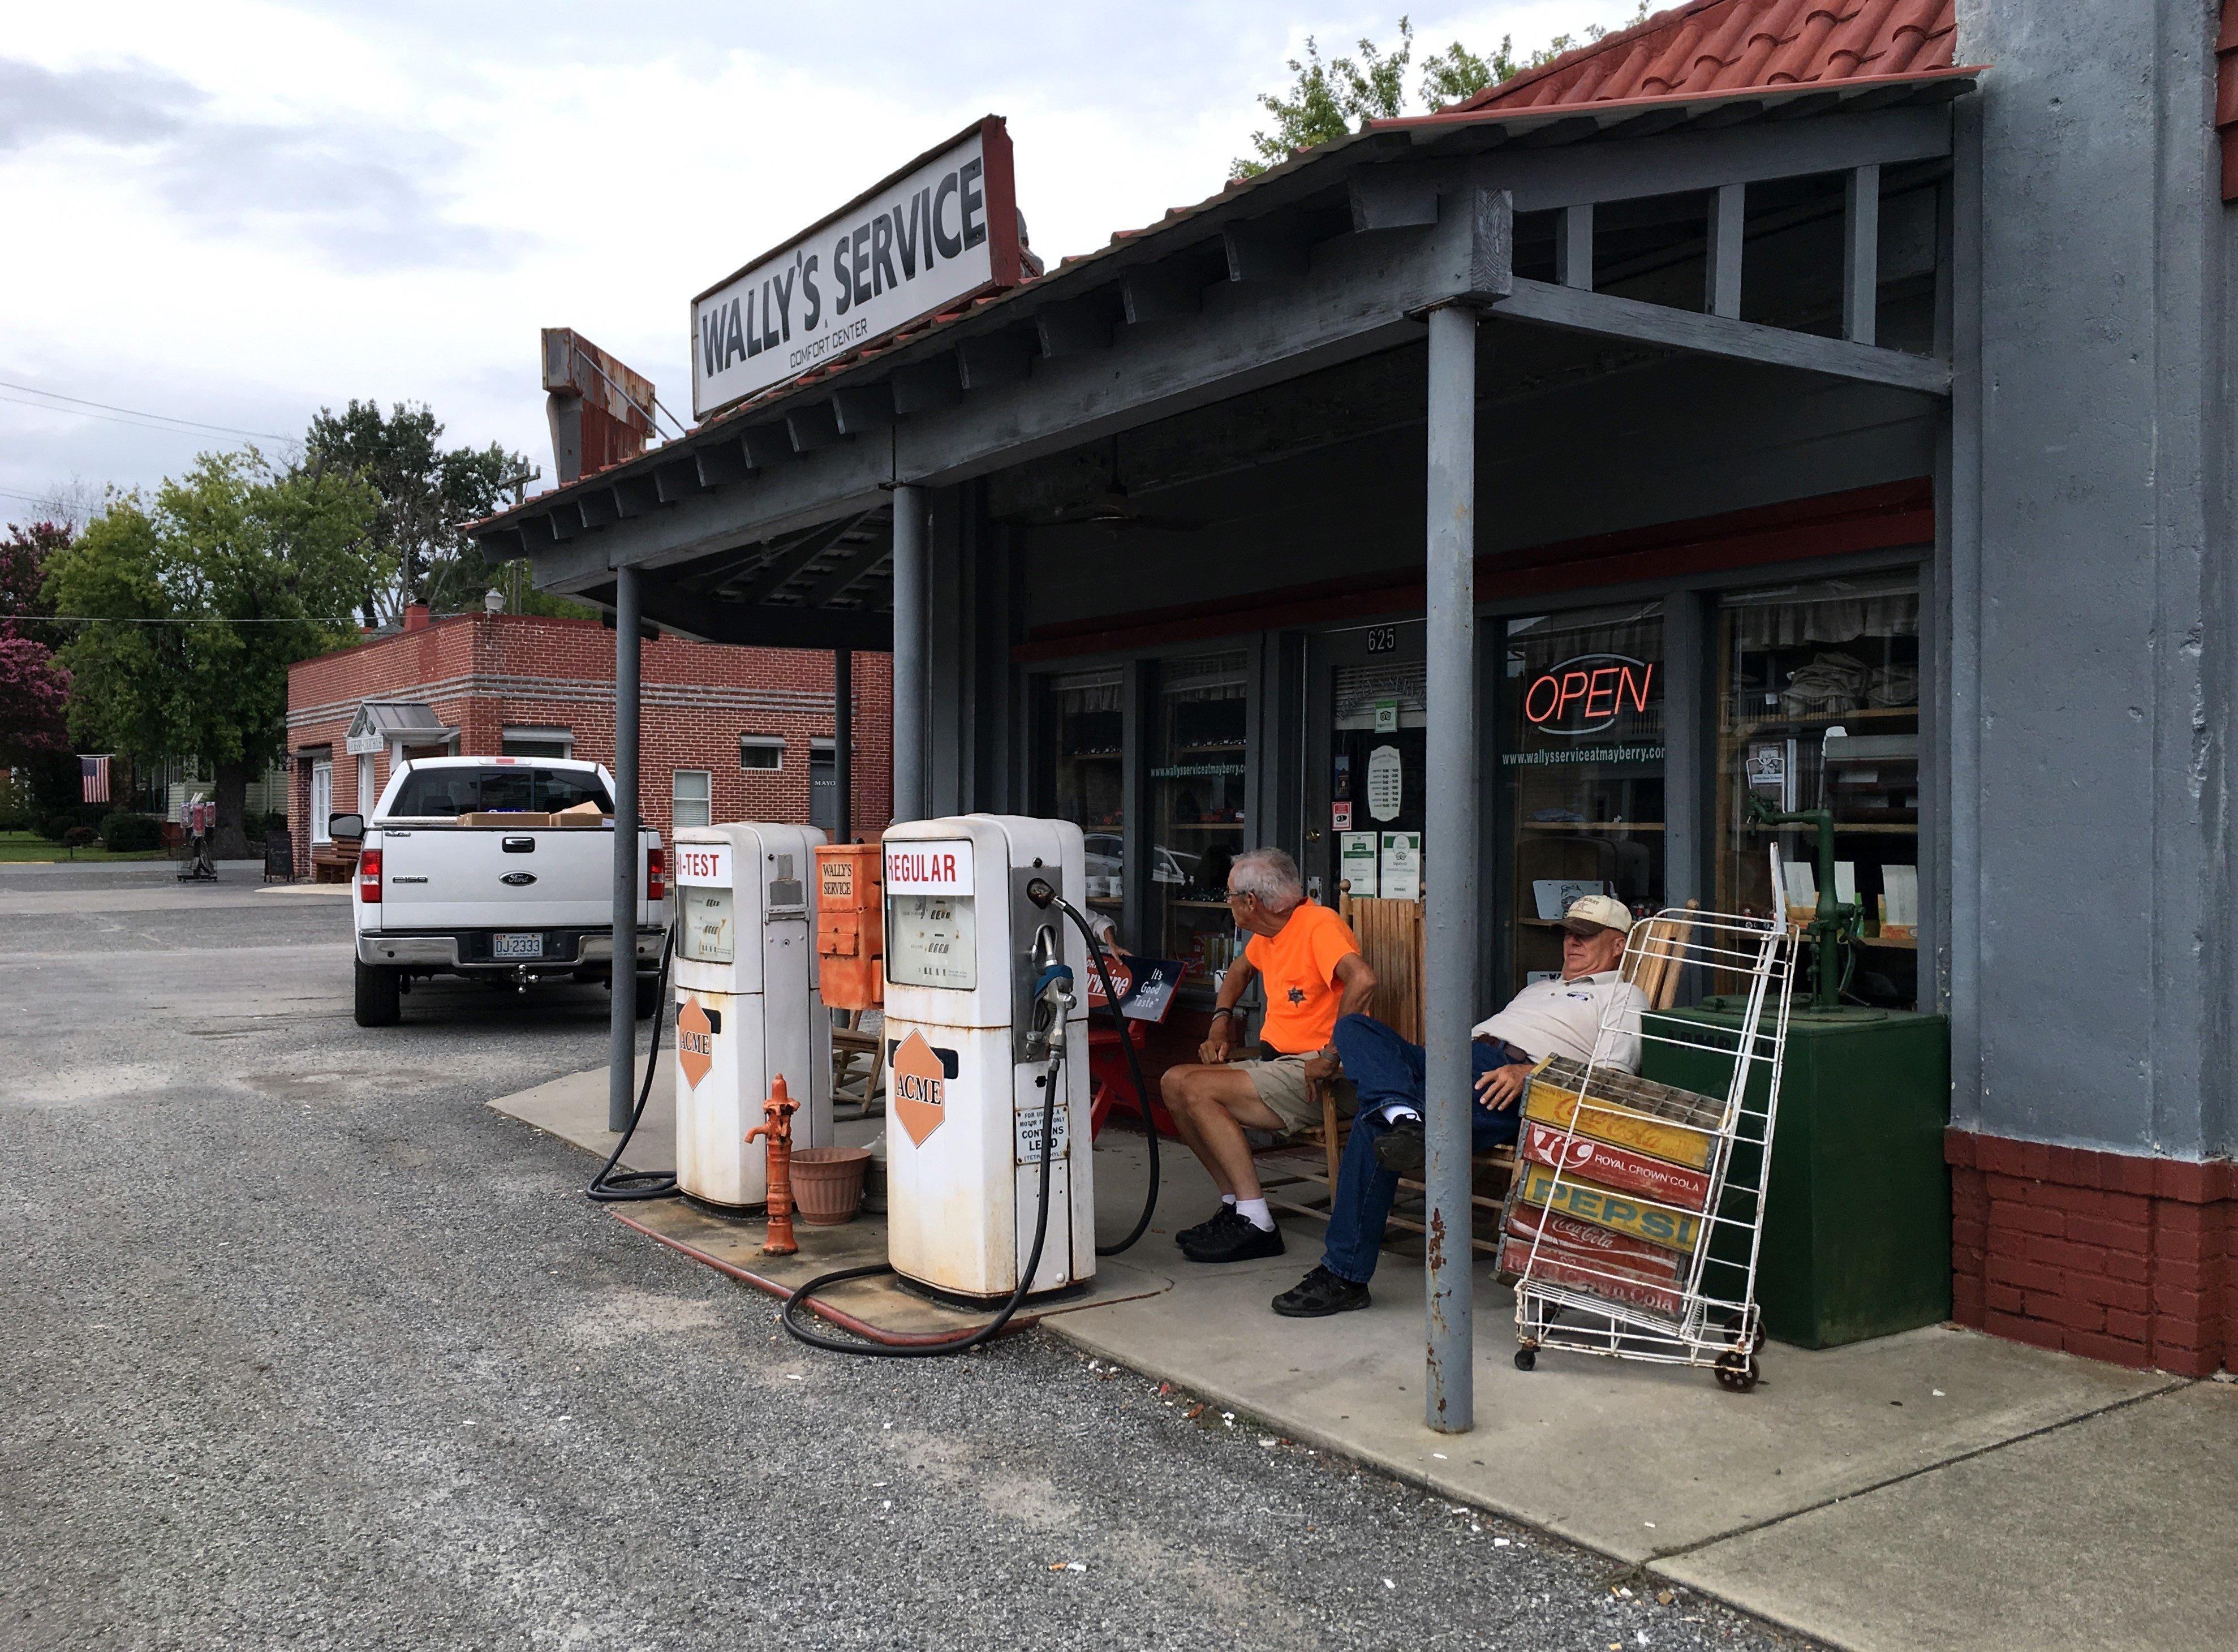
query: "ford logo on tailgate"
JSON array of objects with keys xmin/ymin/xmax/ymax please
[{"xmin": 500, "ymin": 871, "xmax": 537, "ymax": 887}]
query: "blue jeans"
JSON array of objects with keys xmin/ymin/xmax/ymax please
[{"xmin": 1321, "ymin": 1013, "xmax": 1525, "ymax": 1284}]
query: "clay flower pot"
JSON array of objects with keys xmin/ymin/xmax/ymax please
[{"xmin": 789, "ymin": 1146, "xmax": 872, "ymax": 1225}]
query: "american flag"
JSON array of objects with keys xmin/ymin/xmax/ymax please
[{"xmin": 80, "ymin": 755, "xmax": 110, "ymax": 804}]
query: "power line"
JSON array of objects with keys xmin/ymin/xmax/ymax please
[
  {"xmin": 0, "ymin": 379, "xmax": 292, "ymax": 441},
  {"xmin": 0, "ymin": 391, "xmax": 293, "ymax": 444}
]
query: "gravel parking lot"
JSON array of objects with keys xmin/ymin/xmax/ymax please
[{"xmin": 1, "ymin": 863, "xmax": 1797, "ymax": 1651}]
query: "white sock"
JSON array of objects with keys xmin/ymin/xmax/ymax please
[
  {"xmin": 1235, "ymin": 1197, "xmax": 1275, "ymax": 1232},
  {"xmin": 1220, "ymin": 1193, "xmax": 1237, "ymax": 1207},
  {"xmin": 1378, "ymin": 1103, "xmax": 1422, "ymax": 1126}
]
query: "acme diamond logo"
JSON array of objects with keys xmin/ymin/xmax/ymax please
[
  {"xmin": 676, "ymin": 996, "xmax": 713, "ymax": 1090},
  {"xmin": 892, "ymin": 1029, "xmax": 958, "ymax": 1147}
]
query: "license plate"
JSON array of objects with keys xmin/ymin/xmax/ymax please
[{"xmin": 492, "ymin": 932, "xmax": 543, "ymax": 960}]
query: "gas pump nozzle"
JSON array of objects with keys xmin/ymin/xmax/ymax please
[{"xmin": 1025, "ymin": 962, "xmax": 1074, "ymax": 1061}]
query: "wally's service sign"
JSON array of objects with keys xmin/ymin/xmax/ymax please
[{"xmin": 691, "ymin": 117, "xmax": 1023, "ymax": 419}]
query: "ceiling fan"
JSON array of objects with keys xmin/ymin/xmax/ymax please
[{"xmin": 1044, "ymin": 439, "xmax": 1198, "ymax": 534}]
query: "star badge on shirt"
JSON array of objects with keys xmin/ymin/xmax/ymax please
[{"xmin": 1286, "ymin": 987, "xmax": 1305, "ymax": 1004}]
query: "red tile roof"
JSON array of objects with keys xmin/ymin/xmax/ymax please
[{"xmin": 1451, "ymin": 0, "xmax": 1956, "ymax": 111}]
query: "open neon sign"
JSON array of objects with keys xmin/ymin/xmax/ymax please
[{"xmin": 1522, "ymin": 654, "xmax": 1657, "ymax": 735}]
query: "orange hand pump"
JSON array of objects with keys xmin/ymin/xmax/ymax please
[{"xmin": 745, "ymin": 1074, "xmax": 800, "ymax": 1255}]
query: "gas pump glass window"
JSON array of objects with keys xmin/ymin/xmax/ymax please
[
  {"xmin": 679, "ymin": 881, "xmax": 735, "ymax": 963},
  {"xmin": 1716, "ymin": 573, "xmax": 1920, "ymax": 1009},
  {"xmin": 1503, "ymin": 604, "xmax": 1665, "ymax": 995},
  {"xmin": 1150, "ymin": 650, "xmax": 1247, "ymax": 978},
  {"xmin": 1039, "ymin": 668, "xmax": 1125, "ymax": 919}
]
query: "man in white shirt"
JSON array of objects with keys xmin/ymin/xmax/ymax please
[{"xmin": 1271, "ymin": 894, "xmax": 1647, "ymax": 1318}]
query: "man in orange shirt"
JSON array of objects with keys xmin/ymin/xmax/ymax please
[{"xmin": 1159, "ymin": 848, "xmax": 1376, "ymax": 1263}]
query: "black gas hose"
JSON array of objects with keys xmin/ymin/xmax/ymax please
[
  {"xmin": 586, "ymin": 929, "xmax": 681, "ymax": 1203},
  {"xmin": 1025, "ymin": 887, "xmax": 1163, "ymax": 1257}
]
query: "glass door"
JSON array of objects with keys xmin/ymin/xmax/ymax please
[
  {"xmin": 1150, "ymin": 650, "xmax": 1249, "ymax": 980},
  {"xmin": 1500, "ymin": 603, "xmax": 1666, "ymax": 995},
  {"xmin": 1038, "ymin": 667, "xmax": 1128, "ymax": 928},
  {"xmin": 1304, "ymin": 619, "xmax": 1427, "ymax": 908}
]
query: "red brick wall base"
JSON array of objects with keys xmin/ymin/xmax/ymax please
[{"xmin": 1947, "ymin": 1130, "xmax": 2236, "ymax": 1377}]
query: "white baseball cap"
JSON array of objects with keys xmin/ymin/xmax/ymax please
[{"xmin": 1561, "ymin": 894, "xmax": 1634, "ymax": 936}]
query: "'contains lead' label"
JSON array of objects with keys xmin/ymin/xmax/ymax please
[{"xmin": 1515, "ymin": 1161, "xmax": 1700, "ymax": 1254}]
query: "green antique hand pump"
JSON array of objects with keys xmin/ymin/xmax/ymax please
[{"xmin": 1746, "ymin": 793, "xmax": 1858, "ymax": 1012}]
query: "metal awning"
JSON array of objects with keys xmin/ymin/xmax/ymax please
[{"xmin": 345, "ymin": 702, "xmax": 458, "ymax": 756}]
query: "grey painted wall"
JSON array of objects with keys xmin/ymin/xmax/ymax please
[{"xmin": 1954, "ymin": 1, "xmax": 2229, "ymax": 1157}]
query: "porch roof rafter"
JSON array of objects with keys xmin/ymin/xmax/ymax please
[{"xmin": 475, "ymin": 69, "xmax": 1977, "ymax": 629}]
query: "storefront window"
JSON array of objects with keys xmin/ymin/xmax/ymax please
[
  {"xmin": 1151, "ymin": 651, "xmax": 1248, "ymax": 978},
  {"xmin": 1716, "ymin": 573, "xmax": 1919, "ymax": 1009},
  {"xmin": 1502, "ymin": 604, "xmax": 1665, "ymax": 995},
  {"xmin": 1041, "ymin": 668, "xmax": 1127, "ymax": 924}
]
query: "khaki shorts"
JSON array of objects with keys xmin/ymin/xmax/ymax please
[{"xmin": 1233, "ymin": 1054, "xmax": 1355, "ymax": 1135}]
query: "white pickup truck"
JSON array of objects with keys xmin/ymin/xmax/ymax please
[{"xmin": 336, "ymin": 756, "xmax": 670, "ymax": 1027}]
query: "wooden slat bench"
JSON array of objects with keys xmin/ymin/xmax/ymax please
[{"xmin": 310, "ymin": 842, "xmax": 360, "ymax": 884}]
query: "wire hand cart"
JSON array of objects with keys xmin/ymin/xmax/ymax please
[{"xmin": 1507, "ymin": 907, "xmax": 1796, "ymax": 1391}]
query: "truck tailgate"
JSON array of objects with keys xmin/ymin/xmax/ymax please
[{"xmin": 375, "ymin": 827, "xmax": 621, "ymax": 930}]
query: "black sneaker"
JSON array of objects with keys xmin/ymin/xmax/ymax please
[
  {"xmin": 1177, "ymin": 1204, "xmax": 1239, "ymax": 1250},
  {"xmin": 1185, "ymin": 1213, "xmax": 1286, "ymax": 1264},
  {"xmin": 1272, "ymin": 1264, "xmax": 1371, "ymax": 1318},
  {"xmin": 1373, "ymin": 1115, "xmax": 1427, "ymax": 1178}
]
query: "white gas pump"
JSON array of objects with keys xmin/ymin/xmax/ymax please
[
  {"xmin": 670, "ymin": 823, "xmax": 834, "ymax": 1209},
  {"xmin": 880, "ymin": 815, "xmax": 1094, "ymax": 1301}
]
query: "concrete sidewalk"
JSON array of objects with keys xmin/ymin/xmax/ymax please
[{"xmin": 492, "ymin": 1063, "xmax": 2229, "ymax": 1651}]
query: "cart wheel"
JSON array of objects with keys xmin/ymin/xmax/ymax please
[
  {"xmin": 1514, "ymin": 1346, "xmax": 1538, "ymax": 1372},
  {"xmin": 1714, "ymin": 1348, "xmax": 1759, "ymax": 1393},
  {"xmin": 1722, "ymin": 1312, "xmax": 1767, "ymax": 1355}
]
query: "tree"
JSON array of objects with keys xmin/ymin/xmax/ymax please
[
  {"xmin": 303, "ymin": 399, "xmax": 532, "ymax": 622},
  {"xmin": 45, "ymin": 450, "xmax": 382, "ymax": 858},
  {"xmin": 1233, "ymin": 18, "xmax": 1415, "ymax": 179},
  {"xmin": 1233, "ymin": 7, "xmax": 1650, "ymax": 179},
  {"xmin": 0, "ymin": 520, "xmax": 72, "ymax": 765}
]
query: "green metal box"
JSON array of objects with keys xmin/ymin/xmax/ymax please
[{"xmin": 1642, "ymin": 1006, "xmax": 1952, "ymax": 1349}]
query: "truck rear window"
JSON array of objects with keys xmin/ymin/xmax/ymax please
[{"xmin": 388, "ymin": 768, "xmax": 614, "ymax": 818}]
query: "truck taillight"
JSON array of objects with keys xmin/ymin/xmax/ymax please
[
  {"xmin": 646, "ymin": 845, "xmax": 666, "ymax": 902},
  {"xmin": 357, "ymin": 847, "xmax": 382, "ymax": 902}
]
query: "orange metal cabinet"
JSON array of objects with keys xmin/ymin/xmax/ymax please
[{"xmin": 815, "ymin": 842, "xmax": 883, "ymax": 1009}]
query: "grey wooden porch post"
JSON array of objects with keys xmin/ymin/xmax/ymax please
[
  {"xmin": 608, "ymin": 561, "xmax": 643, "ymax": 1134},
  {"xmin": 890, "ymin": 485, "xmax": 927, "ymax": 821},
  {"xmin": 1423, "ymin": 302, "xmax": 1479, "ymax": 1432}
]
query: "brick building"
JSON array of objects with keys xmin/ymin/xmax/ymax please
[{"xmin": 285, "ymin": 606, "xmax": 890, "ymax": 867}]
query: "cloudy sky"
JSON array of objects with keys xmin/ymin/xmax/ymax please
[{"xmin": 1, "ymin": 0, "xmax": 1642, "ymax": 518}]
